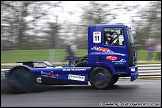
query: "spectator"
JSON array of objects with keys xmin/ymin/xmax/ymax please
[
  {"xmin": 70, "ymin": 42, "xmax": 77, "ymax": 58},
  {"xmin": 155, "ymin": 43, "xmax": 161, "ymax": 61},
  {"xmin": 65, "ymin": 42, "xmax": 72, "ymax": 60},
  {"xmin": 146, "ymin": 44, "xmax": 155, "ymax": 61},
  {"xmin": 64, "ymin": 41, "xmax": 77, "ymax": 61}
]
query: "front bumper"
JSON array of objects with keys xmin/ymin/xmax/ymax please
[{"xmin": 129, "ymin": 65, "xmax": 138, "ymax": 81}]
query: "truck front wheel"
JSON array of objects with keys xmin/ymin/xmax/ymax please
[{"xmin": 89, "ymin": 67, "xmax": 113, "ymax": 90}]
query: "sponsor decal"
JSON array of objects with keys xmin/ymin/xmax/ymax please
[
  {"xmin": 98, "ymin": 47, "xmax": 109, "ymax": 52},
  {"xmin": 112, "ymin": 59, "xmax": 126, "ymax": 64},
  {"xmin": 68, "ymin": 74, "xmax": 85, "ymax": 81},
  {"xmin": 62, "ymin": 68, "xmax": 86, "ymax": 71},
  {"xmin": 62, "ymin": 68, "xmax": 70, "ymax": 71},
  {"xmin": 106, "ymin": 56, "xmax": 117, "ymax": 60},
  {"xmin": 91, "ymin": 46, "xmax": 125, "ymax": 56},
  {"xmin": 112, "ymin": 59, "xmax": 126, "ymax": 63},
  {"xmin": 91, "ymin": 46, "xmax": 110, "ymax": 52},
  {"xmin": 41, "ymin": 71, "xmax": 58, "ymax": 77}
]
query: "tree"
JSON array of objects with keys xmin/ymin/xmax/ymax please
[
  {"xmin": 42, "ymin": 21, "xmax": 61, "ymax": 49},
  {"xmin": 135, "ymin": 1, "xmax": 161, "ymax": 49},
  {"xmin": 1, "ymin": 1, "xmax": 63, "ymax": 50}
]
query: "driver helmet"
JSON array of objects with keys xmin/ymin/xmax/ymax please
[{"xmin": 105, "ymin": 32, "xmax": 112, "ymax": 41}]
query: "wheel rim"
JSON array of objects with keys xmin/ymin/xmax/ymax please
[{"xmin": 96, "ymin": 73, "xmax": 105, "ymax": 84}]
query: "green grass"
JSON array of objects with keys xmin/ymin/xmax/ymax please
[
  {"xmin": 1, "ymin": 49, "xmax": 88, "ymax": 63},
  {"xmin": 1, "ymin": 49, "xmax": 50, "ymax": 63},
  {"xmin": 1, "ymin": 49, "xmax": 160, "ymax": 63},
  {"xmin": 137, "ymin": 50, "xmax": 157, "ymax": 61}
]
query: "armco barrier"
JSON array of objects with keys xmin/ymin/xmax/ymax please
[
  {"xmin": 137, "ymin": 64, "xmax": 161, "ymax": 78},
  {"xmin": 1, "ymin": 64, "xmax": 161, "ymax": 80}
]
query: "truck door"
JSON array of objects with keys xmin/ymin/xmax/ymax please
[{"xmin": 100, "ymin": 27, "xmax": 128, "ymax": 69}]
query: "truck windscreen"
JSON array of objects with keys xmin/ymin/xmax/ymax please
[{"xmin": 127, "ymin": 29, "xmax": 134, "ymax": 44}]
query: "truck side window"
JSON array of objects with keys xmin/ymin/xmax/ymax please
[{"xmin": 104, "ymin": 28, "xmax": 125, "ymax": 46}]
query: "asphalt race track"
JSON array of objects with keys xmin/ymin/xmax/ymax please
[{"xmin": 1, "ymin": 79, "xmax": 161, "ymax": 107}]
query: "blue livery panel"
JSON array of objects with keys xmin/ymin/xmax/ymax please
[{"xmin": 31, "ymin": 67, "xmax": 92, "ymax": 83}]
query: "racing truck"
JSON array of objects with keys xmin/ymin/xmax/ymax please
[{"xmin": 4, "ymin": 24, "xmax": 138, "ymax": 93}]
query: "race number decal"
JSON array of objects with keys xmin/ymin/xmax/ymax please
[{"xmin": 93, "ymin": 32, "xmax": 101, "ymax": 43}]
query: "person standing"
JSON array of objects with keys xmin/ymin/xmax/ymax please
[
  {"xmin": 65, "ymin": 42, "xmax": 72, "ymax": 60},
  {"xmin": 146, "ymin": 44, "xmax": 155, "ymax": 61},
  {"xmin": 70, "ymin": 42, "xmax": 77, "ymax": 58},
  {"xmin": 155, "ymin": 44, "xmax": 161, "ymax": 61},
  {"xmin": 65, "ymin": 41, "xmax": 77, "ymax": 60}
]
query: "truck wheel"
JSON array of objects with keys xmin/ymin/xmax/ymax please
[
  {"xmin": 7, "ymin": 68, "xmax": 43, "ymax": 93},
  {"xmin": 89, "ymin": 67, "xmax": 113, "ymax": 90},
  {"xmin": 112, "ymin": 75, "xmax": 119, "ymax": 85}
]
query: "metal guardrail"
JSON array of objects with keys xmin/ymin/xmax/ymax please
[
  {"xmin": 1, "ymin": 64, "xmax": 161, "ymax": 80},
  {"xmin": 137, "ymin": 64, "xmax": 161, "ymax": 78}
]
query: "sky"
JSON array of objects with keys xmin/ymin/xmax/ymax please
[
  {"xmin": 50, "ymin": 1, "xmax": 150, "ymax": 26},
  {"xmin": 25, "ymin": 1, "xmax": 151, "ymax": 37}
]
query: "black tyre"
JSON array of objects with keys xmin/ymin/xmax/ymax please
[
  {"xmin": 7, "ymin": 68, "xmax": 43, "ymax": 94},
  {"xmin": 89, "ymin": 67, "xmax": 113, "ymax": 90},
  {"xmin": 112, "ymin": 75, "xmax": 119, "ymax": 85}
]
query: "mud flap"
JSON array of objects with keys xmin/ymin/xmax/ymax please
[
  {"xmin": 129, "ymin": 66, "xmax": 138, "ymax": 81},
  {"xmin": 131, "ymin": 72, "xmax": 138, "ymax": 81}
]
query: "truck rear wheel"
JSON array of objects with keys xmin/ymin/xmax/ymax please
[
  {"xmin": 7, "ymin": 68, "xmax": 43, "ymax": 94},
  {"xmin": 89, "ymin": 67, "xmax": 113, "ymax": 90}
]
